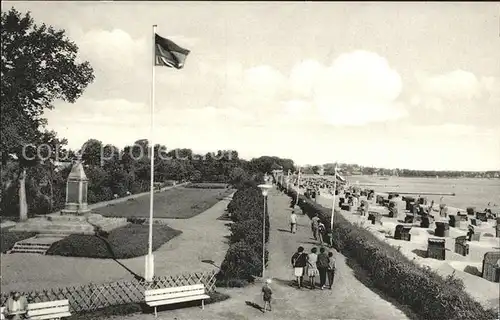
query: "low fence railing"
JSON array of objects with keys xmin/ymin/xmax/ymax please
[{"xmin": 0, "ymin": 270, "xmax": 217, "ymax": 313}]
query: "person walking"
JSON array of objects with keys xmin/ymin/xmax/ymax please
[
  {"xmin": 262, "ymin": 279, "xmax": 273, "ymax": 312},
  {"xmin": 291, "ymin": 246, "xmax": 308, "ymax": 289},
  {"xmin": 326, "ymin": 251, "xmax": 336, "ymax": 289},
  {"xmin": 317, "ymin": 247, "xmax": 330, "ymax": 290},
  {"xmin": 307, "ymin": 247, "xmax": 319, "ymax": 289},
  {"xmin": 317, "ymin": 222, "xmax": 326, "ymax": 244},
  {"xmin": 311, "ymin": 214, "xmax": 320, "ymax": 240},
  {"xmin": 290, "ymin": 210, "xmax": 297, "ymax": 234}
]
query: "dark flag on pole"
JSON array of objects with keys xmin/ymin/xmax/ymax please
[{"xmin": 155, "ymin": 34, "xmax": 190, "ymax": 69}]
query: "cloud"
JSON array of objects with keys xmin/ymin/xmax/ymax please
[
  {"xmin": 73, "ymin": 28, "xmax": 408, "ymax": 128},
  {"xmin": 287, "ymin": 51, "xmax": 406, "ymax": 126},
  {"xmin": 217, "ymin": 51, "xmax": 408, "ymax": 126},
  {"xmin": 78, "ymin": 29, "xmax": 147, "ymax": 69},
  {"xmin": 409, "ymin": 70, "xmax": 500, "ymax": 126},
  {"xmin": 244, "ymin": 65, "xmax": 286, "ymax": 98},
  {"xmin": 290, "ymin": 59, "xmax": 323, "ymax": 98},
  {"xmin": 417, "ymin": 70, "xmax": 482, "ymax": 101}
]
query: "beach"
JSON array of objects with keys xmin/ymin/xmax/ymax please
[{"xmin": 340, "ymin": 175, "xmax": 500, "ymax": 212}]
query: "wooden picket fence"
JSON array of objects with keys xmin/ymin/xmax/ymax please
[{"xmin": 0, "ymin": 270, "xmax": 217, "ymax": 313}]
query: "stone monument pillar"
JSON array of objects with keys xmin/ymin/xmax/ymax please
[{"xmin": 61, "ymin": 154, "xmax": 90, "ymax": 215}]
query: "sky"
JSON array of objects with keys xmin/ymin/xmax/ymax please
[{"xmin": 4, "ymin": 2, "xmax": 500, "ymax": 170}]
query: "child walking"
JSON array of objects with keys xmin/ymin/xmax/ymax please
[
  {"xmin": 262, "ymin": 279, "xmax": 273, "ymax": 312},
  {"xmin": 327, "ymin": 251, "xmax": 336, "ymax": 289}
]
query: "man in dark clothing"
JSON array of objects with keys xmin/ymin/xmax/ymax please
[
  {"xmin": 317, "ymin": 247, "xmax": 330, "ymax": 289},
  {"xmin": 291, "ymin": 246, "xmax": 308, "ymax": 289}
]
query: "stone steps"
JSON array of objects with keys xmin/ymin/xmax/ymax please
[{"xmin": 9, "ymin": 236, "xmax": 65, "ymax": 255}]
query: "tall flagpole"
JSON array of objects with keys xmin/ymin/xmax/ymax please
[
  {"xmin": 330, "ymin": 163, "xmax": 337, "ymax": 231},
  {"xmin": 145, "ymin": 24, "xmax": 157, "ymax": 282},
  {"xmin": 295, "ymin": 167, "xmax": 301, "ymax": 206},
  {"xmin": 286, "ymin": 170, "xmax": 290, "ymax": 193}
]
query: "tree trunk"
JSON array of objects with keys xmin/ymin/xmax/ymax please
[
  {"xmin": 48, "ymin": 162, "xmax": 54, "ymax": 213},
  {"xmin": 49, "ymin": 179, "xmax": 54, "ymax": 213},
  {"xmin": 19, "ymin": 167, "xmax": 28, "ymax": 221}
]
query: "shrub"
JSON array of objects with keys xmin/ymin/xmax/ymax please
[
  {"xmin": 185, "ymin": 183, "xmax": 228, "ymax": 189},
  {"xmin": 0, "ymin": 230, "xmax": 36, "ymax": 253},
  {"xmin": 284, "ymin": 189, "xmax": 497, "ymax": 320},
  {"xmin": 46, "ymin": 224, "xmax": 181, "ymax": 259},
  {"xmin": 218, "ymin": 184, "xmax": 270, "ymax": 286},
  {"xmin": 230, "ymin": 219, "xmax": 262, "ymax": 244},
  {"xmin": 126, "ymin": 217, "xmax": 146, "ymax": 225},
  {"xmin": 217, "ymin": 241, "xmax": 264, "ymax": 282}
]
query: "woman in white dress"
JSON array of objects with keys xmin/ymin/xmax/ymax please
[{"xmin": 307, "ymin": 247, "xmax": 319, "ymax": 289}]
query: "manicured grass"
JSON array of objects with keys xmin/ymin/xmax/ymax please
[
  {"xmin": 93, "ymin": 187, "xmax": 234, "ymax": 219},
  {"xmin": 0, "ymin": 230, "xmax": 36, "ymax": 253},
  {"xmin": 46, "ymin": 224, "xmax": 181, "ymax": 259}
]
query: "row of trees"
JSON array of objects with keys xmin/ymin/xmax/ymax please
[
  {"xmin": 0, "ymin": 134, "xmax": 296, "ymax": 219},
  {"xmin": 303, "ymin": 163, "xmax": 499, "ymax": 178}
]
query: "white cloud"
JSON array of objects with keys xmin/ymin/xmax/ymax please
[
  {"xmin": 283, "ymin": 99, "xmax": 311, "ymax": 116},
  {"xmin": 417, "ymin": 70, "xmax": 482, "ymax": 101},
  {"xmin": 409, "ymin": 70, "xmax": 500, "ymax": 127},
  {"xmin": 312, "ymin": 50, "xmax": 405, "ymax": 125},
  {"xmin": 78, "ymin": 29, "xmax": 146, "ymax": 69},
  {"xmin": 290, "ymin": 59, "xmax": 323, "ymax": 98},
  {"xmin": 243, "ymin": 65, "xmax": 287, "ymax": 99}
]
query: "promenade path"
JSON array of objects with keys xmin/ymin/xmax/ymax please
[
  {"xmin": 110, "ymin": 188, "xmax": 412, "ymax": 320},
  {"xmin": 1, "ymin": 193, "xmax": 232, "ymax": 293}
]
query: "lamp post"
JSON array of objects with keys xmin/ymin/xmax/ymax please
[{"xmin": 258, "ymin": 183, "xmax": 272, "ymax": 279}]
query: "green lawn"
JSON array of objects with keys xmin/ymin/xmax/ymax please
[
  {"xmin": 93, "ymin": 187, "xmax": 234, "ymax": 219},
  {"xmin": 0, "ymin": 230, "xmax": 36, "ymax": 253},
  {"xmin": 46, "ymin": 224, "xmax": 181, "ymax": 259}
]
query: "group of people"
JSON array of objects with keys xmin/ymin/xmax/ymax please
[
  {"xmin": 2, "ymin": 291, "xmax": 28, "ymax": 320},
  {"xmin": 290, "ymin": 246, "xmax": 336, "ymax": 290},
  {"xmin": 310, "ymin": 214, "xmax": 326, "ymax": 244},
  {"xmin": 290, "ymin": 211, "xmax": 330, "ymax": 245}
]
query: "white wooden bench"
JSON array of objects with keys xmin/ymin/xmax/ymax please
[
  {"xmin": 27, "ymin": 300, "xmax": 71, "ymax": 320},
  {"xmin": 145, "ymin": 284, "xmax": 210, "ymax": 317}
]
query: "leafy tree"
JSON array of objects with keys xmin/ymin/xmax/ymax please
[
  {"xmin": 1, "ymin": 8, "xmax": 94, "ymax": 220},
  {"xmin": 80, "ymin": 139, "xmax": 103, "ymax": 166}
]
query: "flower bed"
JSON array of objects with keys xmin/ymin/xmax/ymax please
[
  {"xmin": 285, "ymin": 189, "xmax": 497, "ymax": 320},
  {"xmin": 217, "ymin": 183, "xmax": 270, "ymax": 287}
]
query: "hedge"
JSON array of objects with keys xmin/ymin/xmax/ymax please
[
  {"xmin": 284, "ymin": 188, "xmax": 497, "ymax": 320},
  {"xmin": 46, "ymin": 224, "xmax": 182, "ymax": 259},
  {"xmin": 0, "ymin": 230, "xmax": 37, "ymax": 253},
  {"xmin": 217, "ymin": 183, "xmax": 270, "ymax": 287},
  {"xmin": 185, "ymin": 183, "xmax": 229, "ymax": 189}
]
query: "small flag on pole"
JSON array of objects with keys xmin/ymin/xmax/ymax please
[
  {"xmin": 335, "ymin": 167, "xmax": 346, "ymax": 183},
  {"xmin": 155, "ymin": 34, "xmax": 190, "ymax": 69}
]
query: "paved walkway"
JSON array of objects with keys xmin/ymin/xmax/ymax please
[
  {"xmin": 108, "ymin": 188, "xmax": 412, "ymax": 320},
  {"xmin": 1, "ymin": 194, "xmax": 232, "ymax": 293}
]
